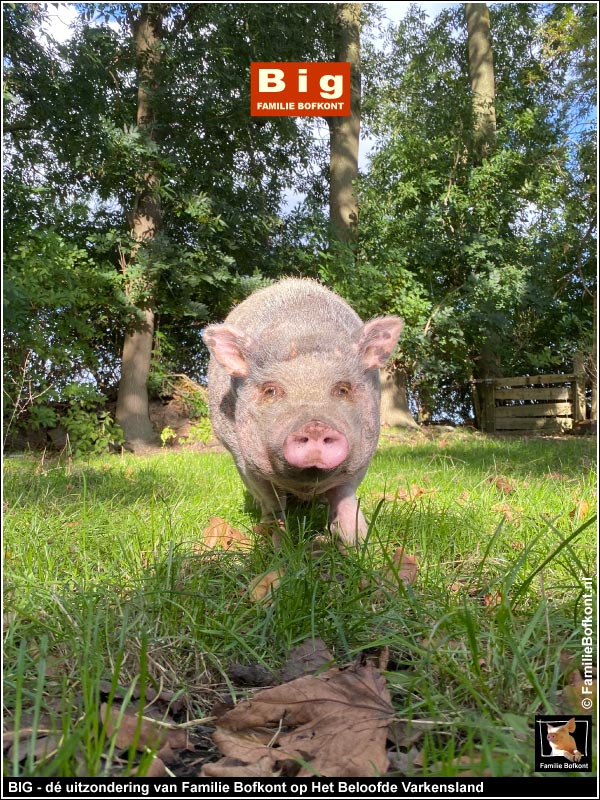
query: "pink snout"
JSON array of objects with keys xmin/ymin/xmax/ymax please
[{"xmin": 283, "ymin": 421, "xmax": 349, "ymax": 471}]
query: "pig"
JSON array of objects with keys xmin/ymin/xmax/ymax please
[{"xmin": 202, "ymin": 278, "xmax": 403, "ymax": 546}]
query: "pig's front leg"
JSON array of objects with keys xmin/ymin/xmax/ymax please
[
  {"xmin": 325, "ymin": 482, "xmax": 368, "ymax": 548},
  {"xmin": 241, "ymin": 471, "xmax": 286, "ymax": 545}
]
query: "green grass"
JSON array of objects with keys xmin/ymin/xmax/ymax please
[{"xmin": 3, "ymin": 429, "xmax": 596, "ymax": 777}]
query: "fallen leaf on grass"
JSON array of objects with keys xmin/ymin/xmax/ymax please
[
  {"xmin": 280, "ymin": 638, "xmax": 333, "ymax": 682},
  {"xmin": 7, "ymin": 733, "xmax": 62, "ymax": 764},
  {"xmin": 248, "ymin": 570, "xmax": 282, "ymax": 602},
  {"xmin": 384, "ymin": 548, "xmax": 419, "ymax": 588},
  {"xmin": 375, "ymin": 485, "xmax": 436, "ymax": 504},
  {"xmin": 399, "ymin": 485, "xmax": 435, "ymax": 502},
  {"xmin": 569, "ymin": 500, "xmax": 591, "ymax": 520},
  {"xmin": 101, "ymin": 703, "xmax": 187, "ymax": 761},
  {"xmin": 196, "ymin": 517, "xmax": 252, "ymax": 552},
  {"xmin": 228, "ymin": 663, "xmax": 275, "ymax": 687},
  {"xmin": 491, "ymin": 503, "xmax": 523, "ymax": 525},
  {"xmin": 387, "ymin": 719, "xmax": 428, "ymax": 750},
  {"xmin": 201, "ymin": 662, "xmax": 393, "ymax": 777},
  {"xmin": 98, "ymin": 683, "xmax": 187, "ymax": 718},
  {"xmin": 486, "ymin": 476, "xmax": 516, "ymax": 494}
]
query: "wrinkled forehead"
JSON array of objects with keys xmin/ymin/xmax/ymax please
[
  {"xmin": 250, "ymin": 349, "xmax": 361, "ymax": 385},
  {"xmin": 251, "ymin": 329, "xmax": 358, "ymax": 368}
]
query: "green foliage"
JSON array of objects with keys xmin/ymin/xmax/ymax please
[
  {"xmin": 2, "ymin": 2, "xmax": 596, "ymax": 430},
  {"xmin": 322, "ymin": 2, "xmax": 596, "ymax": 420},
  {"xmin": 2, "ymin": 1, "xmax": 336, "ymax": 436},
  {"xmin": 60, "ymin": 384, "xmax": 124, "ymax": 455},
  {"xmin": 181, "ymin": 418, "xmax": 213, "ymax": 445},
  {"xmin": 160, "ymin": 426, "xmax": 177, "ymax": 447}
]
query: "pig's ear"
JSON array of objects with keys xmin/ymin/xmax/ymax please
[
  {"xmin": 357, "ymin": 316, "xmax": 404, "ymax": 370},
  {"xmin": 203, "ymin": 324, "xmax": 253, "ymax": 377}
]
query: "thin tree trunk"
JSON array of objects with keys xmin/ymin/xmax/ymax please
[
  {"xmin": 116, "ymin": 6, "xmax": 164, "ymax": 449},
  {"xmin": 466, "ymin": 3, "xmax": 500, "ymax": 430},
  {"xmin": 465, "ymin": 2, "xmax": 496, "ymax": 158},
  {"xmin": 328, "ymin": 2, "xmax": 362, "ymax": 246}
]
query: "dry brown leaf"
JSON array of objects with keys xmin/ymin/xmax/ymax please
[
  {"xmin": 486, "ymin": 476, "xmax": 516, "ymax": 494},
  {"xmin": 378, "ymin": 485, "xmax": 435, "ymax": 503},
  {"xmin": 100, "ymin": 703, "xmax": 167, "ymax": 750},
  {"xmin": 392, "ymin": 548, "xmax": 419, "ymax": 586},
  {"xmin": 280, "ymin": 638, "xmax": 333, "ymax": 682},
  {"xmin": 228, "ymin": 663, "xmax": 274, "ymax": 688},
  {"xmin": 200, "ymin": 662, "xmax": 393, "ymax": 777},
  {"xmin": 402, "ymin": 485, "xmax": 435, "ymax": 502},
  {"xmin": 387, "ymin": 719, "xmax": 427, "ymax": 750},
  {"xmin": 7, "ymin": 733, "xmax": 61, "ymax": 764},
  {"xmin": 248, "ymin": 570, "xmax": 282, "ymax": 602},
  {"xmin": 100, "ymin": 703, "xmax": 187, "ymax": 754},
  {"xmin": 101, "ymin": 703, "xmax": 167, "ymax": 751},
  {"xmin": 197, "ymin": 517, "xmax": 252, "ymax": 552},
  {"xmin": 569, "ymin": 500, "xmax": 591, "ymax": 520},
  {"xmin": 491, "ymin": 503, "xmax": 523, "ymax": 524}
]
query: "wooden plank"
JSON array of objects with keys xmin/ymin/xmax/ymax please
[
  {"xmin": 495, "ymin": 417, "xmax": 573, "ymax": 431},
  {"xmin": 494, "ymin": 374, "xmax": 576, "ymax": 387},
  {"xmin": 495, "ymin": 387, "xmax": 571, "ymax": 401},
  {"xmin": 494, "ymin": 402, "xmax": 572, "ymax": 418}
]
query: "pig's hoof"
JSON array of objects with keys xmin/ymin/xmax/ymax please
[{"xmin": 330, "ymin": 523, "xmax": 365, "ymax": 552}]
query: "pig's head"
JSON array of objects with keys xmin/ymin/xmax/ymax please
[{"xmin": 203, "ymin": 316, "xmax": 403, "ymax": 493}]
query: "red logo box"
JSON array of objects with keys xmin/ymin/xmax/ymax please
[{"xmin": 251, "ymin": 62, "xmax": 350, "ymax": 116}]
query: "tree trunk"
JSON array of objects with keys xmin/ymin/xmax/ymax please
[
  {"xmin": 465, "ymin": 3, "xmax": 501, "ymax": 428},
  {"xmin": 379, "ymin": 368, "xmax": 419, "ymax": 429},
  {"xmin": 465, "ymin": 2, "xmax": 497, "ymax": 158},
  {"xmin": 116, "ymin": 307, "xmax": 156, "ymax": 445},
  {"xmin": 115, "ymin": 6, "xmax": 164, "ymax": 449},
  {"xmin": 328, "ymin": 2, "xmax": 362, "ymax": 246}
]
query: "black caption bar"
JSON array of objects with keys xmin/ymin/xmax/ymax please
[{"xmin": 3, "ymin": 777, "xmax": 598, "ymax": 800}]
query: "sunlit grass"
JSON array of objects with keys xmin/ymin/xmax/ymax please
[{"xmin": 3, "ymin": 430, "xmax": 596, "ymax": 777}]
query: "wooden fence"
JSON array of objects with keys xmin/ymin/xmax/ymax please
[{"xmin": 479, "ymin": 373, "xmax": 587, "ymax": 434}]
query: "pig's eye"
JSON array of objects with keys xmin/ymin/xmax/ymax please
[
  {"xmin": 260, "ymin": 382, "xmax": 284, "ymax": 400},
  {"xmin": 333, "ymin": 382, "xmax": 352, "ymax": 398}
]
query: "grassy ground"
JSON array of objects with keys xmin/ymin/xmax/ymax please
[{"xmin": 3, "ymin": 428, "xmax": 596, "ymax": 777}]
